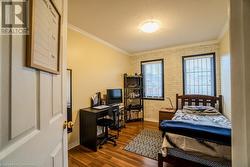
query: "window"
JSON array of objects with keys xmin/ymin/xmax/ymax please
[
  {"xmin": 141, "ymin": 59, "xmax": 164, "ymax": 100},
  {"xmin": 183, "ymin": 53, "xmax": 216, "ymax": 96}
]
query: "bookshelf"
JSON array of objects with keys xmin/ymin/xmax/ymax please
[{"xmin": 124, "ymin": 73, "xmax": 144, "ymax": 122}]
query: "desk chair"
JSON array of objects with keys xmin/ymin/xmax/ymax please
[
  {"xmin": 109, "ymin": 106, "xmax": 121, "ymax": 137},
  {"xmin": 97, "ymin": 107, "xmax": 120, "ymax": 148},
  {"xmin": 97, "ymin": 117, "xmax": 117, "ymax": 148}
]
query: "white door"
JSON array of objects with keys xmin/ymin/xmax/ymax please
[{"xmin": 0, "ymin": 0, "xmax": 68, "ymax": 167}]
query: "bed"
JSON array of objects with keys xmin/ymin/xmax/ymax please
[{"xmin": 158, "ymin": 94, "xmax": 231, "ymax": 167}]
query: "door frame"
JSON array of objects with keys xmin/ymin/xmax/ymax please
[{"xmin": 230, "ymin": 0, "xmax": 250, "ymax": 166}]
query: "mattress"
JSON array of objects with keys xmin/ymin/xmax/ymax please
[
  {"xmin": 161, "ymin": 107, "xmax": 231, "ymax": 163},
  {"xmin": 167, "ymin": 148, "xmax": 231, "ymax": 167},
  {"xmin": 160, "ymin": 120, "xmax": 231, "ymax": 145},
  {"xmin": 162, "ymin": 133, "xmax": 231, "ymax": 160}
]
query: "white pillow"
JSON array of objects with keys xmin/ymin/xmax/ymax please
[{"xmin": 183, "ymin": 106, "xmax": 217, "ymax": 113}]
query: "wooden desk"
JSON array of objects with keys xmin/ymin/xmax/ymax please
[
  {"xmin": 80, "ymin": 106, "xmax": 120, "ymax": 151},
  {"xmin": 159, "ymin": 108, "xmax": 175, "ymax": 128}
]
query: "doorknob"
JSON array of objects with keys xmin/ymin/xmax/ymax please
[{"xmin": 63, "ymin": 121, "xmax": 74, "ymax": 129}]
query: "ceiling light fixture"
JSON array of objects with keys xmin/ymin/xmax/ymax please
[{"xmin": 139, "ymin": 20, "xmax": 160, "ymax": 33}]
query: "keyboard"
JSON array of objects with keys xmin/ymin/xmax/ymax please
[{"xmin": 93, "ymin": 105, "xmax": 110, "ymax": 110}]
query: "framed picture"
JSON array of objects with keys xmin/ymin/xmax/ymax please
[{"xmin": 27, "ymin": 0, "xmax": 61, "ymax": 74}]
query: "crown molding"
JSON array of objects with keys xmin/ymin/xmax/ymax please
[
  {"xmin": 132, "ymin": 40, "xmax": 219, "ymax": 56},
  {"xmin": 217, "ymin": 19, "xmax": 229, "ymax": 41},
  {"xmin": 68, "ymin": 23, "xmax": 130, "ymax": 56},
  {"xmin": 68, "ymin": 23, "xmax": 223, "ymax": 56},
  {"xmin": 217, "ymin": 4, "xmax": 230, "ymax": 41}
]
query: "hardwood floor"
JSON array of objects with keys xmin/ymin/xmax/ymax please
[{"xmin": 68, "ymin": 121, "xmax": 175, "ymax": 167}]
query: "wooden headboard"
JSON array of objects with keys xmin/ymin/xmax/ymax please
[{"xmin": 176, "ymin": 94, "xmax": 223, "ymax": 113}]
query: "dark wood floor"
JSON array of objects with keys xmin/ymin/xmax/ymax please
[{"xmin": 68, "ymin": 121, "xmax": 177, "ymax": 167}]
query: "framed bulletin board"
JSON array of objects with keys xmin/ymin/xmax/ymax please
[{"xmin": 27, "ymin": 0, "xmax": 61, "ymax": 74}]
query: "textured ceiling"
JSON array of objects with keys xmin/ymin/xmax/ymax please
[{"xmin": 68, "ymin": 0, "xmax": 229, "ymax": 53}]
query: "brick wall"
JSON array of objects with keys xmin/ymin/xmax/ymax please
[{"xmin": 130, "ymin": 42, "xmax": 221, "ymax": 122}]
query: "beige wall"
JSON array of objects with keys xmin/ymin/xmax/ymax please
[
  {"xmin": 67, "ymin": 27, "xmax": 232, "ymax": 149},
  {"xmin": 219, "ymin": 30, "xmax": 231, "ymax": 120},
  {"xmin": 67, "ymin": 28, "xmax": 130, "ymax": 147},
  {"xmin": 131, "ymin": 43, "xmax": 221, "ymax": 122}
]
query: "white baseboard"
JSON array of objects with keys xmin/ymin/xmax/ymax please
[
  {"xmin": 68, "ymin": 140, "xmax": 79, "ymax": 150},
  {"xmin": 144, "ymin": 118, "xmax": 159, "ymax": 123}
]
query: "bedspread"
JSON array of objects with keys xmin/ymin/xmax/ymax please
[{"xmin": 160, "ymin": 107, "xmax": 231, "ymax": 161}]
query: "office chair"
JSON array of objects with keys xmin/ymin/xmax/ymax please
[{"xmin": 97, "ymin": 109, "xmax": 118, "ymax": 148}]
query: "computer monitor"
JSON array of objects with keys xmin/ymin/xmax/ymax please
[{"xmin": 107, "ymin": 89, "xmax": 122, "ymax": 105}]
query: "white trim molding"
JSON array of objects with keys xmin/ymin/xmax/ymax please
[
  {"xmin": 218, "ymin": 4, "xmax": 230, "ymax": 41},
  {"xmin": 68, "ymin": 23, "xmax": 130, "ymax": 56},
  {"xmin": 132, "ymin": 40, "xmax": 219, "ymax": 56},
  {"xmin": 218, "ymin": 19, "xmax": 229, "ymax": 41},
  {"xmin": 68, "ymin": 140, "xmax": 79, "ymax": 150},
  {"xmin": 144, "ymin": 118, "xmax": 159, "ymax": 123}
]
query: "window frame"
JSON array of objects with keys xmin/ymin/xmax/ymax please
[
  {"xmin": 141, "ymin": 59, "xmax": 165, "ymax": 100},
  {"xmin": 182, "ymin": 52, "xmax": 217, "ymax": 96}
]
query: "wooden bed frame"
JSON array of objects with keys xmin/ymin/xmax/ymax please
[
  {"xmin": 158, "ymin": 94, "xmax": 223, "ymax": 167},
  {"xmin": 176, "ymin": 94, "xmax": 223, "ymax": 113}
]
